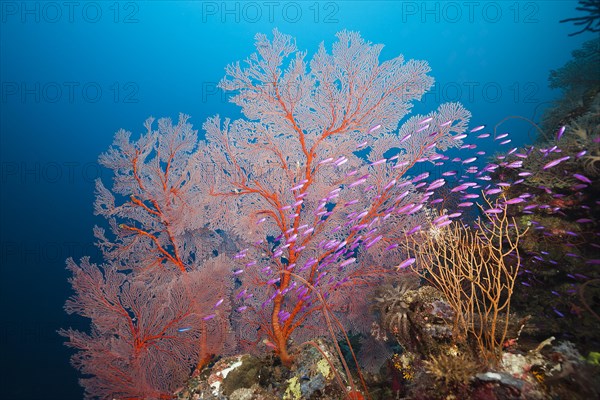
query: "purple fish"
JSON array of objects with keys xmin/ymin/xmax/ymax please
[
  {"xmin": 504, "ymin": 197, "xmax": 525, "ymax": 205},
  {"xmin": 407, "ymin": 203, "xmax": 424, "ymax": 214},
  {"xmin": 273, "ymin": 249, "xmax": 283, "ymax": 258},
  {"xmin": 399, "ymin": 133, "xmax": 412, "ymax": 143},
  {"xmin": 364, "ymin": 184, "xmax": 375, "ymax": 192},
  {"xmin": 365, "ymin": 235, "xmax": 383, "ymax": 248},
  {"xmin": 470, "ymin": 125, "xmax": 485, "ymax": 133},
  {"xmin": 427, "ymin": 178, "xmax": 446, "ymax": 190},
  {"xmin": 526, "ymin": 146, "xmax": 535, "ymax": 155},
  {"xmin": 505, "ymin": 161, "xmax": 523, "ymax": 168},
  {"xmin": 339, "ymin": 257, "xmax": 356, "ymax": 267},
  {"xmin": 385, "ymin": 243, "xmax": 399, "ymax": 251},
  {"xmin": 383, "ymin": 179, "xmax": 397, "ymax": 190},
  {"xmin": 412, "ymin": 172, "xmax": 430, "ymax": 182},
  {"xmin": 416, "ymin": 124, "xmax": 430, "ymax": 133},
  {"xmin": 396, "ymin": 257, "xmax": 416, "ymax": 269},
  {"xmin": 370, "ymin": 158, "xmax": 387, "ymax": 166},
  {"xmin": 432, "ymin": 215, "xmax": 449, "ymax": 224},
  {"xmin": 396, "ymin": 203, "xmax": 415, "ymax": 214},
  {"xmin": 556, "ymin": 126, "xmax": 566, "ymax": 141},
  {"xmin": 406, "ymin": 225, "xmax": 422, "ymax": 235},
  {"xmin": 334, "ymin": 156, "xmax": 348, "ymax": 166},
  {"xmin": 348, "ymin": 177, "xmax": 367, "ymax": 188},
  {"xmin": 394, "ymin": 190, "xmax": 410, "ymax": 202},
  {"xmin": 573, "ymin": 173, "xmax": 592, "ymax": 184},
  {"xmin": 552, "ymin": 308, "xmax": 564, "ymax": 318},
  {"xmin": 344, "ymin": 199, "xmax": 359, "ymax": 207},
  {"xmin": 266, "ymin": 277, "xmax": 280, "ymax": 285},
  {"xmin": 436, "ymin": 219, "xmax": 453, "ymax": 228},
  {"xmin": 368, "ymin": 124, "xmax": 382, "ymax": 134},
  {"xmin": 393, "ymin": 160, "xmax": 410, "ymax": 169},
  {"xmin": 485, "ymin": 188, "xmax": 503, "ymax": 195},
  {"xmin": 543, "ymin": 156, "xmax": 570, "ymax": 170},
  {"xmin": 290, "ymin": 182, "xmax": 305, "ymax": 191},
  {"xmin": 451, "ymin": 184, "xmax": 469, "ymax": 193}
]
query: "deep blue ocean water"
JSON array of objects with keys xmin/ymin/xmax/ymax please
[{"xmin": 0, "ymin": 1, "xmax": 596, "ymax": 399}]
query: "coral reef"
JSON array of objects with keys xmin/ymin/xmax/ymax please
[
  {"xmin": 560, "ymin": 0, "xmax": 600, "ymax": 36},
  {"xmin": 486, "ymin": 36, "xmax": 600, "ymax": 362},
  {"xmin": 62, "ymin": 23, "xmax": 600, "ymax": 400},
  {"xmin": 372, "ymin": 273, "xmax": 421, "ymax": 345},
  {"xmin": 372, "ymin": 277, "xmax": 455, "ymax": 354},
  {"xmin": 175, "ymin": 339, "xmax": 352, "ymax": 400},
  {"xmin": 542, "ymin": 37, "xmax": 599, "ymax": 136},
  {"xmin": 424, "ymin": 350, "xmax": 480, "ymax": 389}
]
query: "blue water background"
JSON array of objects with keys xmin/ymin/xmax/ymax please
[{"xmin": 0, "ymin": 1, "xmax": 596, "ymax": 398}]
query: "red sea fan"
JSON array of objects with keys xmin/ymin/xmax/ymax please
[
  {"xmin": 59, "ymin": 256, "xmax": 233, "ymax": 399},
  {"xmin": 201, "ymin": 29, "xmax": 471, "ymax": 368}
]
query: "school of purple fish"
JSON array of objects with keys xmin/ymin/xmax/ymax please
[{"xmin": 179, "ymin": 118, "xmax": 597, "ymax": 332}]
